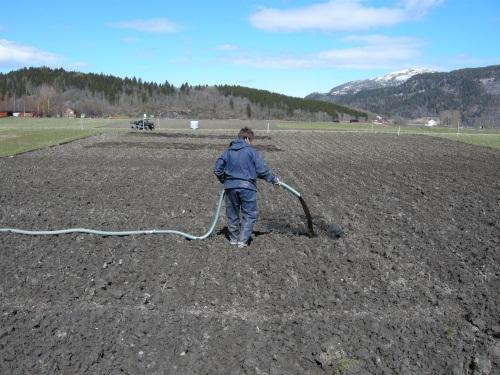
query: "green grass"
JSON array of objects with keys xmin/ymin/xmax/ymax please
[
  {"xmin": 275, "ymin": 121, "xmax": 500, "ymax": 149},
  {"xmin": 0, "ymin": 129, "xmax": 99, "ymax": 157},
  {"xmin": 1, "ymin": 118, "xmax": 499, "ymax": 157},
  {"xmin": 429, "ymin": 133, "xmax": 500, "ymax": 149},
  {"xmin": 0, "ymin": 117, "xmax": 125, "ymax": 157},
  {"xmin": 276, "ymin": 121, "xmax": 379, "ymax": 131},
  {"xmin": 335, "ymin": 357, "xmax": 360, "ymax": 374},
  {"xmin": 445, "ymin": 327, "xmax": 455, "ymax": 338}
]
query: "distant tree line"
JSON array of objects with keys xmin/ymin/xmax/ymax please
[
  {"xmin": 216, "ymin": 85, "xmax": 367, "ymax": 120},
  {"xmin": 0, "ymin": 67, "xmax": 176, "ymax": 104},
  {"xmin": 0, "ymin": 67, "xmax": 366, "ymax": 121}
]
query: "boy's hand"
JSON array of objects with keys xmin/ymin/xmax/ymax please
[
  {"xmin": 273, "ymin": 177, "xmax": 280, "ymax": 185},
  {"xmin": 215, "ymin": 173, "xmax": 225, "ymax": 183}
]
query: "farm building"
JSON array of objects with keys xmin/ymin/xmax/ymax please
[
  {"xmin": 18, "ymin": 112, "xmax": 36, "ymax": 118},
  {"xmin": 64, "ymin": 108, "xmax": 77, "ymax": 118},
  {"xmin": 426, "ymin": 118, "xmax": 438, "ymax": 127},
  {"xmin": 0, "ymin": 111, "xmax": 37, "ymax": 118}
]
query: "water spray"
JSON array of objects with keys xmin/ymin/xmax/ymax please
[{"xmin": 277, "ymin": 181, "xmax": 315, "ymax": 237}]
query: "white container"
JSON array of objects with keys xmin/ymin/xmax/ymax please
[{"xmin": 190, "ymin": 120, "xmax": 199, "ymax": 130}]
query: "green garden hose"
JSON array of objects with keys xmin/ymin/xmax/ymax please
[
  {"xmin": 0, "ymin": 182, "xmax": 314, "ymax": 238},
  {"xmin": 277, "ymin": 181, "xmax": 301, "ymax": 197},
  {"xmin": 278, "ymin": 181, "xmax": 315, "ymax": 237}
]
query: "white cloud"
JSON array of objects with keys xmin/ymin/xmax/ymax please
[
  {"xmin": 121, "ymin": 36, "xmax": 142, "ymax": 44},
  {"xmin": 402, "ymin": 0, "xmax": 445, "ymax": 18},
  {"xmin": 112, "ymin": 18, "xmax": 178, "ymax": 33},
  {"xmin": 249, "ymin": 0, "xmax": 443, "ymax": 32},
  {"xmin": 226, "ymin": 56, "xmax": 313, "ymax": 69},
  {"xmin": 217, "ymin": 44, "xmax": 238, "ymax": 51},
  {"xmin": 223, "ymin": 34, "xmax": 424, "ymax": 69},
  {"xmin": 318, "ymin": 35, "xmax": 423, "ymax": 68},
  {"xmin": 0, "ymin": 39, "xmax": 58, "ymax": 67}
]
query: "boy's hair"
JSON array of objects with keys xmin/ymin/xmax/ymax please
[{"xmin": 238, "ymin": 127, "xmax": 255, "ymax": 141}]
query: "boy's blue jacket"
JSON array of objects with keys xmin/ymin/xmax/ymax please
[{"xmin": 213, "ymin": 139, "xmax": 277, "ymax": 191}]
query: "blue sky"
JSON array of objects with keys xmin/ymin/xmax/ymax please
[{"xmin": 0, "ymin": 0, "xmax": 499, "ymax": 97}]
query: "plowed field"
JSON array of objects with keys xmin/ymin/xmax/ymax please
[{"xmin": 1, "ymin": 130, "xmax": 499, "ymax": 374}]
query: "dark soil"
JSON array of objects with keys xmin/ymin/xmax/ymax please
[
  {"xmin": 86, "ymin": 141, "xmax": 282, "ymax": 152},
  {"xmin": 1, "ymin": 131, "xmax": 499, "ymax": 374},
  {"xmin": 128, "ymin": 132, "xmax": 273, "ymax": 140}
]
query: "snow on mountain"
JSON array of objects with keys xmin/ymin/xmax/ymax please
[
  {"xmin": 373, "ymin": 68, "xmax": 436, "ymax": 83},
  {"xmin": 328, "ymin": 68, "xmax": 436, "ymax": 97}
]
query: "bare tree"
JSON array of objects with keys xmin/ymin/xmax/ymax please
[{"xmin": 440, "ymin": 110, "xmax": 461, "ymax": 128}]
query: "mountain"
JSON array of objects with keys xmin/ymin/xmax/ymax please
[
  {"xmin": 0, "ymin": 67, "xmax": 366, "ymax": 121},
  {"xmin": 307, "ymin": 65, "xmax": 500, "ymax": 128},
  {"xmin": 309, "ymin": 68, "xmax": 436, "ymax": 98}
]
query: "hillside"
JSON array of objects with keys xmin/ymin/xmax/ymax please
[
  {"xmin": 0, "ymin": 67, "xmax": 366, "ymax": 121},
  {"xmin": 307, "ymin": 65, "xmax": 500, "ymax": 128},
  {"xmin": 308, "ymin": 68, "xmax": 435, "ymax": 98}
]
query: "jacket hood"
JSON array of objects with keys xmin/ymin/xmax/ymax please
[{"xmin": 229, "ymin": 138, "xmax": 250, "ymax": 151}]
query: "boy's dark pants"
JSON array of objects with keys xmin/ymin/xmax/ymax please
[{"xmin": 225, "ymin": 188, "xmax": 257, "ymax": 244}]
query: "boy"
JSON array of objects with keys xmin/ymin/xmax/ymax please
[{"xmin": 213, "ymin": 127, "xmax": 279, "ymax": 247}]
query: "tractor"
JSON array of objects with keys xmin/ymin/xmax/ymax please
[{"xmin": 130, "ymin": 118, "xmax": 155, "ymax": 130}]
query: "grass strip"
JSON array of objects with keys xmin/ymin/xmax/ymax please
[
  {"xmin": 0, "ymin": 129, "xmax": 99, "ymax": 157},
  {"xmin": 428, "ymin": 133, "xmax": 500, "ymax": 149},
  {"xmin": 276, "ymin": 122, "xmax": 500, "ymax": 149}
]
